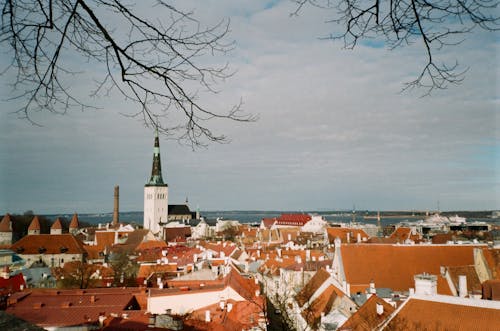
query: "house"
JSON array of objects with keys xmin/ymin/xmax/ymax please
[
  {"xmin": 301, "ymin": 215, "xmax": 328, "ymax": 234},
  {"xmin": 326, "ymin": 227, "xmax": 370, "ymax": 244},
  {"xmin": 0, "ymin": 214, "xmax": 13, "ymax": 246},
  {"xmin": 332, "ymin": 243, "xmax": 484, "ymax": 295},
  {"xmin": 382, "ymin": 293, "xmax": 500, "ymax": 330},
  {"xmin": 10, "ymin": 234, "xmax": 86, "ymax": 268},
  {"xmin": 338, "ymin": 294, "xmax": 395, "ymax": 331},
  {"xmin": 293, "ymin": 268, "xmax": 357, "ymax": 330},
  {"xmin": 260, "ymin": 214, "xmax": 312, "ymax": 229},
  {"xmin": 389, "ymin": 226, "xmax": 422, "ymax": 244},
  {"xmin": 147, "ymin": 265, "xmax": 263, "ymax": 317},
  {"xmin": 5, "ymin": 288, "xmax": 147, "ymax": 330}
]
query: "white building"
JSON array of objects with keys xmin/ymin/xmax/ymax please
[{"xmin": 143, "ymin": 129, "xmax": 169, "ymax": 236}]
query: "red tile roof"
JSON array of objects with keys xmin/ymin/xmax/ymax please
[
  {"xmin": 0, "ymin": 214, "xmax": 12, "ymax": 232},
  {"xmin": 296, "ymin": 268, "xmax": 338, "ymax": 308},
  {"xmin": 6, "ymin": 288, "xmax": 146, "ymax": 328},
  {"xmin": 275, "ymin": 214, "xmax": 312, "ymax": 226},
  {"xmin": 69, "ymin": 213, "xmax": 79, "ymax": 229},
  {"xmin": 339, "ymin": 294, "xmax": 396, "ymax": 331},
  {"xmin": 389, "ymin": 227, "xmax": 422, "ymax": 243},
  {"xmin": 0, "ymin": 273, "xmax": 26, "ymax": 294},
  {"xmin": 28, "ymin": 216, "xmax": 41, "ymax": 231},
  {"xmin": 340, "ymin": 244, "xmax": 478, "ymax": 294},
  {"xmin": 51, "ymin": 218, "xmax": 63, "ymax": 230},
  {"xmin": 482, "ymin": 279, "xmax": 500, "ymax": 300},
  {"xmin": 326, "ymin": 227, "xmax": 370, "ymax": 243},
  {"xmin": 482, "ymin": 248, "xmax": 500, "ymax": 279},
  {"xmin": 11, "ymin": 234, "xmax": 85, "ymax": 255},
  {"xmin": 386, "ymin": 298, "xmax": 500, "ymax": 330},
  {"xmin": 446, "ymin": 265, "xmax": 482, "ymax": 294},
  {"xmin": 302, "ymin": 285, "xmax": 338, "ymax": 327}
]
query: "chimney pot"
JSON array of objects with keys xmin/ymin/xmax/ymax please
[
  {"xmin": 458, "ymin": 275, "xmax": 467, "ymax": 297},
  {"xmin": 376, "ymin": 303, "xmax": 384, "ymax": 315}
]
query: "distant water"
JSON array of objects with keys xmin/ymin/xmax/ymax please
[{"xmin": 45, "ymin": 210, "xmax": 497, "ymax": 227}]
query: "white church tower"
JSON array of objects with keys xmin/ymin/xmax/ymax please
[{"xmin": 143, "ymin": 129, "xmax": 168, "ymax": 236}]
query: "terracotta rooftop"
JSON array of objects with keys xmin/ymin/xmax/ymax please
[
  {"xmin": 446, "ymin": 265, "xmax": 482, "ymax": 294},
  {"xmin": 188, "ymin": 298, "xmax": 265, "ymax": 331},
  {"xmin": 386, "ymin": 297, "xmax": 500, "ymax": 330},
  {"xmin": 326, "ymin": 227, "xmax": 370, "ymax": 243},
  {"xmin": 0, "ymin": 273, "xmax": 26, "ymax": 295},
  {"xmin": 69, "ymin": 213, "xmax": 79, "ymax": 229},
  {"xmin": 51, "ymin": 218, "xmax": 63, "ymax": 230},
  {"xmin": 482, "ymin": 248, "xmax": 500, "ymax": 279},
  {"xmin": 296, "ymin": 268, "xmax": 333, "ymax": 307},
  {"xmin": 0, "ymin": 214, "xmax": 12, "ymax": 232},
  {"xmin": 11, "ymin": 234, "xmax": 85, "ymax": 255},
  {"xmin": 340, "ymin": 244, "xmax": 479, "ymax": 294},
  {"xmin": 302, "ymin": 285, "xmax": 338, "ymax": 327},
  {"xmin": 5, "ymin": 288, "xmax": 147, "ymax": 328},
  {"xmin": 339, "ymin": 294, "xmax": 396, "ymax": 331},
  {"xmin": 482, "ymin": 279, "xmax": 500, "ymax": 300},
  {"xmin": 389, "ymin": 227, "xmax": 421, "ymax": 243},
  {"xmin": 28, "ymin": 216, "xmax": 41, "ymax": 231}
]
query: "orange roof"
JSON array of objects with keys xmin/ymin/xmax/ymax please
[
  {"xmin": 327, "ymin": 227, "xmax": 370, "ymax": 243},
  {"xmin": 386, "ymin": 298, "xmax": 500, "ymax": 330},
  {"xmin": 482, "ymin": 279, "xmax": 500, "ymax": 300},
  {"xmin": 28, "ymin": 216, "xmax": 41, "ymax": 231},
  {"xmin": 188, "ymin": 298, "xmax": 265, "ymax": 331},
  {"xmin": 137, "ymin": 264, "xmax": 178, "ymax": 279},
  {"xmin": 339, "ymin": 294, "xmax": 395, "ymax": 331},
  {"xmin": 301, "ymin": 285, "xmax": 337, "ymax": 326},
  {"xmin": 0, "ymin": 213, "xmax": 12, "ymax": 232},
  {"xmin": 94, "ymin": 231, "xmax": 116, "ymax": 249},
  {"xmin": 69, "ymin": 213, "xmax": 79, "ymax": 229},
  {"xmin": 482, "ymin": 248, "xmax": 500, "ymax": 279},
  {"xmin": 390, "ymin": 227, "xmax": 421, "ymax": 242},
  {"xmin": 341, "ymin": 244, "xmax": 479, "ymax": 294},
  {"xmin": 6, "ymin": 288, "xmax": 146, "ymax": 328},
  {"xmin": 51, "ymin": 218, "xmax": 63, "ymax": 230},
  {"xmin": 202, "ymin": 242, "xmax": 238, "ymax": 257},
  {"xmin": 11, "ymin": 234, "xmax": 85, "ymax": 255},
  {"xmin": 135, "ymin": 240, "xmax": 167, "ymax": 251},
  {"xmin": 446, "ymin": 265, "xmax": 482, "ymax": 294},
  {"xmin": 296, "ymin": 268, "xmax": 332, "ymax": 307}
]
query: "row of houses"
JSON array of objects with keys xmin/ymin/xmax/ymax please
[{"xmin": 0, "ymin": 211, "xmax": 499, "ymax": 330}]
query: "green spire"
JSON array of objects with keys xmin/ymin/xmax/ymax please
[{"xmin": 146, "ymin": 129, "xmax": 167, "ymax": 186}]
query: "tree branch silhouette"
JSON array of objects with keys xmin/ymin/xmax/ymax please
[
  {"xmin": 293, "ymin": 0, "xmax": 499, "ymax": 94},
  {"xmin": 1, "ymin": 0, "xmax": 255, "ymax": 147}
]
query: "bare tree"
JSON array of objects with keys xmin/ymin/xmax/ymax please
[
  {"xmin": 293, "ymin": 0, "xmax": 499, "ymax": 94},
  {"xmin": 1, "ymin": 0, "xmax": 255, "ymax": 146}
]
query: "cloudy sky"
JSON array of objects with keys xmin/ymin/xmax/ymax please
[{"xmin": 1, "ymin": 0, "xmax": 498, "ymax": 214}]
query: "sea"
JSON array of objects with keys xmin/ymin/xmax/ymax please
[{"xmin": 44, "ymin": 210, "xmax": 498, "ymax": 228}]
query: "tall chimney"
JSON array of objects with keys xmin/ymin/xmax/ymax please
[{"xmin": 113, "ymin": 185, "xmax": 119, "ymax": 226}]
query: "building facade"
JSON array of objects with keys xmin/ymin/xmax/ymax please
[{"xmin": 143, "ymin": 129, "xmax": 169, "ymax": 236}]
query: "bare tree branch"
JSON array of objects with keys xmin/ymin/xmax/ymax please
[
  {"xmin": 0, "ymin": 0, "xmax": 255, "ymax": 146},
  {"xmin": 293, "ymin": 0, "xmax": 499, "ymax": 94}
]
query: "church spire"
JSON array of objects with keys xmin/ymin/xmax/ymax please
[{"xmin": 147, "ymin": 128, "xmax": 167, "ymax": 186}]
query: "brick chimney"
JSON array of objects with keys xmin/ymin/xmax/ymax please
[{"xmin": 113, "ymin": 185, "xmax": 119, "ymax": 226}]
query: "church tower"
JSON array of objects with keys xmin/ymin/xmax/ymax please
[{"xmin": 143, "ymin": 129, "xmax": 168, "ymax": 235}]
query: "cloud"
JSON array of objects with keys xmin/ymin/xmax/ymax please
[{"xmin": 0, "ymin": 1, "xmax": 498, "ymax": 213}]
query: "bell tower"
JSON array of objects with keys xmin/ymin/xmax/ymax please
[{"xmin": 143, "ymin": 129, "xmax": 168, "ymax": 235}]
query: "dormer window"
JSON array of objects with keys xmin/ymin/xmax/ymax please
[
  {"xmin": 60, "ymin": 246, "xmax": 68, "ymax": 253},
  {"xmin": 38, "ymin": 247, "xmax": 46, "ymax": 254},
  {"xmin": 16, "ymin": 247, "xmax": 24, "ymax": 253}
]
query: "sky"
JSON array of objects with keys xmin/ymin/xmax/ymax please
[{"xmin": 0, "ymin": 0, "xmax": 498, "ymax": 214}]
